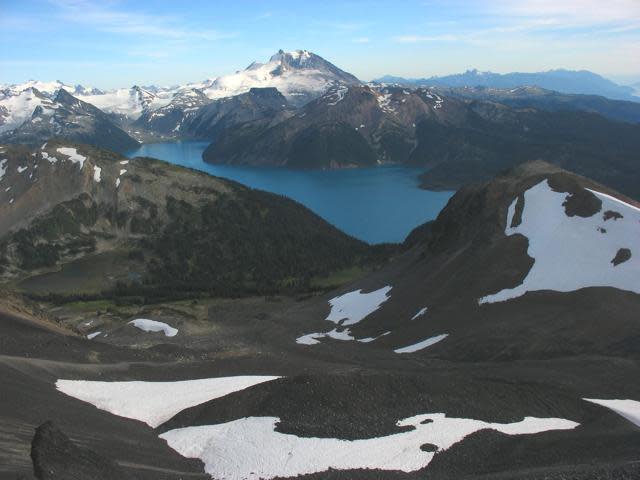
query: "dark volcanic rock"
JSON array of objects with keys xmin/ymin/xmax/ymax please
[
  {"xmin": 562, "ymin": 188, "xmax": 602, "ymax": 217},
  {"xmin": 185, "ymin": 87, "xmax": 292, "ymax": 141},
  {"xmin": 31, "ymin": 421, "xmax": 135, "ymax": 480},
  {"xmin": 612, "ymin": 248, "xmax": 632, "ymax": 266},
  {"xmin": 604, "ymin": 210, "xmax": 624, "ymax": 221}
]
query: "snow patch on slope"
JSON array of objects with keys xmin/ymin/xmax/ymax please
[
  {"xmin": 326, "ymin": 286, "xmax": 392, "ymax": 326},
  {"xmin": 56, "ymin": 376, "xmax": 280, "ymax": 428},
  {"xmin": 480, "ymin": 180, "xmax": 640, "ymax": 304},
  {"xmin": 160, "ymin": 413, "xmax": 578, "ymax": 479},
  {"xmin": 296, "ymin": 286, "xmax": 392, "ymax": 345},
  {"xmin": 56, "ymin": 147, "xmax": 86, "ymax": 169},
  {"xmin": 584, "ymin": 398, "xmax": 640, "ymax": 427},
  {"xmin": 394, "ymin": 334, "xmax": 448, "ymax": 353},
  {"xmin": 128, "ymin": 318, "xmax": 178, "ymax": 337}
]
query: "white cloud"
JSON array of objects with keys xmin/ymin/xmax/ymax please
[
  {"xmin": 353, "ymin": 37, "xmax": 370, "ymax": 43},
  {"xmin": 495, "ymin": 0, "xmax": 640, "ymax": 25},
  {"xmin": 393, "ymin": 34, "xmax": 459, "ymax": 43},
  {"xmin": 47, "ymin": 0, "xmax": 237, "ymax": 41}
]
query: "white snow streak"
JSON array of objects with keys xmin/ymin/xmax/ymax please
[
  {"xmin": 411, "ymin": 307, "xmax": 428, "ymax": 320},
  {"xmin": 394, "ymin": 334, "xmax": 448, "ymax": 353}
]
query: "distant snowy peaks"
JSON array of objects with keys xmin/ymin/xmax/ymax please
[
  {"xmin": 4, "ymin": 80, "xmax": 73, "ymax": 96},
  {"xmin": 3, "ymin": 49, "xmax": 360, "ymax": 119}
]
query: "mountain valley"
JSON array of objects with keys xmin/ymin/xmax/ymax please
[{"xmin": 1, "ymin": 155, "xmax": 639, "ymax": 479}]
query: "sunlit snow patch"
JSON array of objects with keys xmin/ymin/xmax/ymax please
[
  {"xmin": 56, "ymin": 376, "xmax": 280, "ymax": 428},
  {"xmin": 56, "ymin": 147, "xmax": 87, "ymax": 169},
  {"xmin": 128, "ymin": 319, "xmax": 178, "ymax": 337},
  {"xmin": 480, "ymin": 180, "xmax": 640, "ymax": 304},
  {"xmin": 394, "ymin": 334, "xmax": 448, "ymax": 353},
  {"xmin": 326, "ymin": 286, "xmax": 392, "ymax": 326},
  {"xmin": 160, "ymin": 413, "xmax": 578, "ymax": 479},
  {"xmin": 86, "ymin": 331, "xmax": 101, "ymax": 340},
  {"xmin": 584, "ymin": 398, "xmax": 640, "ymax": 427},
  {"xmin": 296, "ymin": 286, "xmax": 392, "ymax": 345}
]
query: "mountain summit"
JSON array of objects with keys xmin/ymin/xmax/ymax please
[{"xmin": 201, "ymin": 49, "xmax": 361, "ymax": 106}]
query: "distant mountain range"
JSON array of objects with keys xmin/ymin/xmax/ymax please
[
  {"xmin": 374, "ymin": 69, "xmax": 639, "ymax": 102},
  {"xmin": 438, "ymin": 86, "xmax": 640, "ymax": 124},
  {"xmin": 2, "ymin": 50, "xmax": 640, "ymax": 200},
  {"xmin": 202, "ymin": 83, "xmax": 640, "ymax": 199}
]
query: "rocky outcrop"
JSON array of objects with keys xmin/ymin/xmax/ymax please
[{"xmin": 31, "ymin": 421, "xmax": 135, "ymax": 480}]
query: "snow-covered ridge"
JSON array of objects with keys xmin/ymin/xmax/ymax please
[
  {"xmin": 160, "ymin": 413, "xmax": 578, "ymax": 479},
  {"xmin": 76, "ymin": 86, "xmax": 174, "ymax": 119},
  {"xmin": 480, "ymin": 180, "xmax": 640, "ymax": 304},
  {"xmin": 3, "ymin": 50, "xmax": 359, "ymax": 125},
  {"xmin": 0, "ymin": 88, "xmax": 58, "ymax": 133}
]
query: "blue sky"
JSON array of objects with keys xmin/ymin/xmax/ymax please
[{"xmin": 1, "ymin": 0, "xmax": 639, "ymax": 88}]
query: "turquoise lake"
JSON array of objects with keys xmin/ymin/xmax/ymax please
[{"xmin": 125, "ymin": 141, "xmax": 454, "ymax": 244}]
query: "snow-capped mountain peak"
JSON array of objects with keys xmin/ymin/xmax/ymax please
[
  {"xmin": 0, "ymin": 87, "xmax": 57, "ymax": 133},
  {"xmin": 202, "ymin": 49, "xmax": 360, "ymax": 107}
]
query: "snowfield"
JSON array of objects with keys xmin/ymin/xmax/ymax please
[
  {"xmin": 74, "ymin": 86, "xmax": 173, "ymax": 119},
  {"xmin": 56, "ymin": 147, "xmax": 87, "ymax": 169},
  {"xmin": 296, "ymin": 286, "xmax": 392, "ymax": 345},
  {"xmin": 584, "ymin": 398, "xmax": 640, "ymax": 427},
  {"xmin": 394, "ymin": 334, "xmax": 449, "ymax": 353},
  {"xmin": 160, "ymin": 413, "xmax": 578, "ymax": 479},
  {"xmin": 55, "ymin": 376, "xmax": 280, "ymax": 428},
  {"xmin": 480, "ymin": 180, "xmax": 640, "ymax": 304},
  {"xmin": 326, "ymin": 286, "xmax": 392, "ymax": 326},
  {"xmin": 128, "ymin": 319, "xmax": 178, "ymax": 337}
]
